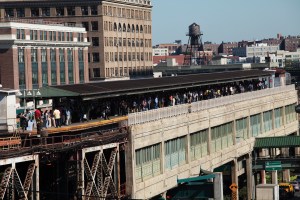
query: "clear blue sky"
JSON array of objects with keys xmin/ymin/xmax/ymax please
[{"xmin": 152, "ymin": 0, "xmax": 300, "ymax": 45}]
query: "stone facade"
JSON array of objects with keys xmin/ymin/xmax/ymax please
[
  {"xmin": 0, "ymin": 0, "xmax": 153, "ymax": 79},
  {"xmin": 0, "ymin": 21, "xmax": 89, "ymax": 90},
  {"xmin": 126, "ymin": 85, "xmax": 298, "ymax": 199}
]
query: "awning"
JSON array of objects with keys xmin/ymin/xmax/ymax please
[
  {"xmin": 32, "ymin": 86, "xmax": 80, "ymax": 98},
  {"xmin": 254, "ymin": 136, "xmax": 300, "ymax": 148}
]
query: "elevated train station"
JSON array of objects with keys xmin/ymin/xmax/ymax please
[{"xmin": 0, "ymin": 69, "xmax": 298, "ymax": 199}]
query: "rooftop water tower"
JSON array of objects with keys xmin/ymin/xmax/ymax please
[{"xmin": 183, "ymin": 23, "xmax": 205, "ymax": 66}]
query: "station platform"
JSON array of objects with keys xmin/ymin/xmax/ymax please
[{"xmin": 19, "ymin": 115, "xmax": 128, "ymax": 136}]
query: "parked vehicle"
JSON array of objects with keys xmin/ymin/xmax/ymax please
[
  {"xmin": 290, "ymin": 181, "xmax": 300, "ymax": 191},
  {"xmin": 279, "ymin": 183, "xmax": 295, "ymax": 198}
]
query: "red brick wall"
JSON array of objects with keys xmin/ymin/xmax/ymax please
[{"xmin": 0, "ymin": 48, "xmax": 17, "ymax": 89}]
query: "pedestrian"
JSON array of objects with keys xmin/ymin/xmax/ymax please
[
  {"xmin": 66, "ymin": 108, "xmax": 71, "ymax": 126},
  {"xmin": 53, "ymin": 108, "xmax": 61, "ymax": 127}
]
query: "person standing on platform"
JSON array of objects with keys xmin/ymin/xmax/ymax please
[
  {"xmin": 53, "ymin": 108, "xmax": 61, "ymax": 128},
  {"xmin": 66, "ymin": 108, "xmax": 71, "ymax": 126},
  {"xmin": 34, "ymin": 108, "xmax": 42, "ymax": 134}
]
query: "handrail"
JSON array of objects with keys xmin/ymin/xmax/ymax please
[
  {"xmin": 0, "ymin": 127, "xmax": 127, "ymax": 154},
  {"xmin": 128, "ymin": 85, "xmax": 296, "ymax": 125}
]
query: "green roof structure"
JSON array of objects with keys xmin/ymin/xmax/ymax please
[{"xmin": 254, "ymin": 136, "xmax": 300, "ymax": 148}]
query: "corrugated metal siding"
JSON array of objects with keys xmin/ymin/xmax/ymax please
[{"xmin": 254, "ymin": 136, "xmax": 300, "ymax": 148}]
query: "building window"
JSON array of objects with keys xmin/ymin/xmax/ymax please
[
  {"xmin": 91, "ymin": 21, "xmax": 98, "ymax": 31},
  {"xmin": 60, "ymin": 61, "xmax": 66, "ymax": 84},
  {"xmin": 5, "ymin": 8, "xmax": 14, "ymax": 18},
  {"xmin": 78, "ymin": 49, "xmax": 84, "ymax": 83},
  {"xmin": 67, "ymin": 7, "xmax": 75, "ymax": 16},
  {"xmin": 49, "ymin": 32, "xmax": 52, "ymax": 41},
  {"xmin": 59, "ymin": 49, "xmax": 64, "ymax": 62},
  {"xmin": 135, "ymin": 144, "xmax": 161, "ymax": 181},
  {"xmin": 82, "ymin": 22, "xmax": 89, "ymax": 31},
  {"xmin": 18, "ymin": 48, "xmax": 24, "ymax": 63},
  {"xmin": 165, "ymin": 137, "xmax": 186, "ymax": 169},
  {"xmin": 91, "ymin": 5, "xmax": 98, "ymax": 15},
  {"xmin": 274, "ymin": 108, "xmax": 283, "ymax": 128},
  {"xmin": 44, "ymin": 31, "xmax": 47, "ymax": 40},
  {"xmin": 16, "ymin": 29, "xmax": 25, "ymax": 40},
  {"xmin": 40, "ymin": 31, "xmax": 43, "ymax": 40},
  {"xmin": 93, "ymin": 68, "xmax": 100, "ymax": 78},
  {"xmin": 61, "ymin": 32, "xmax": 65, "ymax": 41},
  {"xmin": 92, "ymin": 37, "xmax": 99, "ymax": 46},
  {"xmin": 56, "ymin": 7, "xmax": 64, "ymax": 16},
  {"xmin": 211, "ymin": 122, "xmax": 233, "ymax": 153},
  {"xmin": 236, "ymin": 117, "xmax": 248, "ymax": 141},
  {"xmin": 67, "ymin": 49, "xmax": 73, "ymax": 62},
  {"xmin": 78, "ymin": 33, "xmax": 84, "ymax": 42},
  {"xmin": 41, "ymin": 49, "xmax": 48, "ymax": 85},
  {"xmin": 250, "ymin": 114, "xmax": 261, "ymax": 137},
  {"xmin": 31, "ymin": 8, "xmax": 39, "ymax": 17},
  {"xmin": 53, "ymin": 31, "xmax": 56, "ymax": 41},
  {"xmin": 30, "ymin": 30, "xmax": 33, "ymax": 40},
  {"xmin": 263, "ymin": 111, "xmax": 273, "ymax": 133},
  {"xmin": 58, "ymin": 32, "xmax": 61, "ymax": 41},
  {"xmin": 81, "ymin": 6, "xmax": 88, "ymax": 15},
  {"xmin": 92, "ymin": 53, "xmax": 99, "ymax": 62},
  {"xmin": 32, "ymin": 49, "xmax": 38, "ymax": 86},
  {"xmin": 41, "ymin": 49, "xmax": 47, "ymax": 62},
  {"xmin": 42, "ymin": 7, "xmax": 50, "ymax": 16},
  {"xmin": 285, "ymin": 104, "xmax": 297, "ymax": 124},
  {"xmin": 66, "ymin": 32, "xmax": 70, "ymax": 41},
  {"xmin": 50, "ymin": 49, "xmax": 57, "ymax": 85},
  {"xmin": 67, "ymin": 49, "xmax": 74, "ymax": 84},
  {"xmin": 190, "ymin": 129, "xmax": 208, "ymax": 161},
  {"xmin": 16, "ymin": 8, "xmax": 25, "ymax": 17},
  {"xmin": 31, "ymin": 49, "xmax": 37, "ymax": 63}
]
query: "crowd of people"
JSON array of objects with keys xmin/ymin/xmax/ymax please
[
  {"xmin": 17, "ymin": 79, "xmax": 269, "ymax": 132},
  {"xmin": 18, "ymin": 107, "xmax": 72, "ymax": 132}
]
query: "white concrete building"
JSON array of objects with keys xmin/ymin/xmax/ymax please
[
  {"xmin": 233, "ymin": 43, "xmax": 279, "ymax": 57},
  {"xmin": 153, "ymin": 47, "xmax": 169, "ymax": 56},
  {"xmin": 126, "ymin": 83, "xmax": 298, "ymax": 199},
  {"xmin": 0, "ymin": 88, "xmax": 18, "ymax": 132}
]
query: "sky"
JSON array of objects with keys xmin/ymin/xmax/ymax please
[{"xmin": 151, "ymin": 0, "xmax": 300, "ymax": 45}]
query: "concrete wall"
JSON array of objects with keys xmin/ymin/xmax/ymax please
[
  {"xmin": 126, "ymin": 86, "xmax": 298, "ymax": 199},
  {"xmin": 0, "ymin": 91, "xmax": 17, "ymax": 132}
]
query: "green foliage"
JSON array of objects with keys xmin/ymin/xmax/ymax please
[{"xmin": 290, "ymin": 175, "xmax": 298, "ymax": 181}]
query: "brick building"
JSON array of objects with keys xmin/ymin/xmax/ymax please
[
  {"xmin": 0, "ymin": 0, "xmax": 153, "ymax": 79},
  {"xmin": 203, "ymin": 41, "xmax": 219, "ymax": 56},
  {"xmin": 154, "ymin": 42, "xmax": 182, "ymax": 55},
  {"xmin": 0, "ymin": 20, "xmax": 89, "ymax": 90},
  {"xmin": 218, "ymin": 42, "xmax": 238, "ymax": 55},
  {"xmin": 280, "ymin": 36, "xmax": 300, "ymax": 52}
]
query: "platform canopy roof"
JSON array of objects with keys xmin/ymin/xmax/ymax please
[
  {"xmin": 254, "ymin": 136, "xmax": 300, "ymax": 148},
  {"xmin": 38, "ymin": 70, "xmax": 272, "ymax": 101}
]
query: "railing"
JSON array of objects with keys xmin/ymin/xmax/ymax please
[
  {"xmin": 128, "ymin": 104, "xmax": 189, "ymax": 125},
  {"xmin": 191, "ymin": 84, "xmax": 295, "ymax": 112},
  {"xmin": 0, "ymin": 137, "xmax": 21, "ymax": 150},
  {"xmin": 0, "ymin": 127, "xmax": 127, "ymax": 155},
  {"xmin": 128, "ymin": 85, "xmax": 296, "ymax": 125}
]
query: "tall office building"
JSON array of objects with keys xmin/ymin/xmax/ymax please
[
  {"xmin": 0, "ymin": 0, "xmax": 153, "ymax": 80},
  {"xmin": 0, "ymin": 20, "xmax": 89, "ymax": 90}
]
